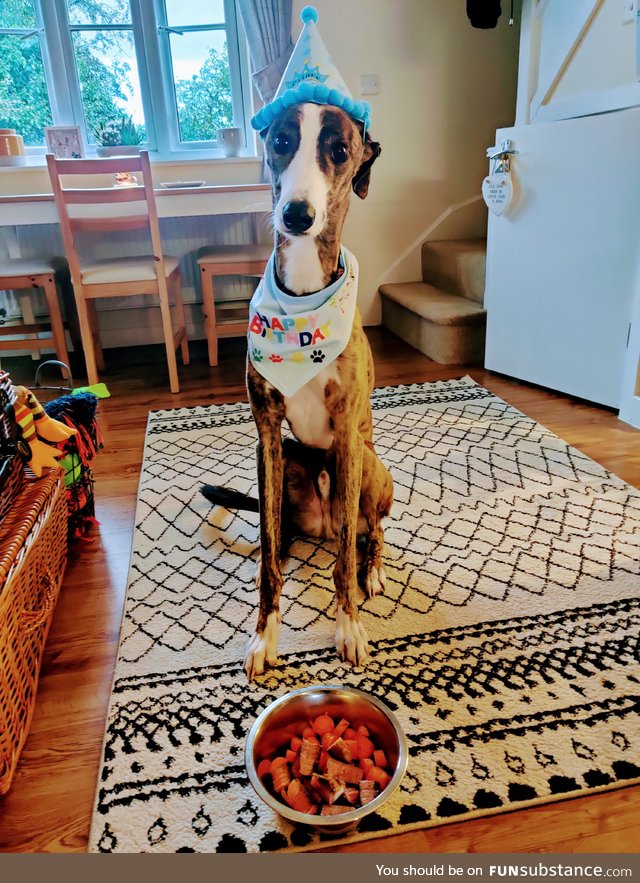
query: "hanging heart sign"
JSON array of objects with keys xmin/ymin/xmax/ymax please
[{"xmin": 482, "ymin": 172, "xmax": 513, "ymax": 216}]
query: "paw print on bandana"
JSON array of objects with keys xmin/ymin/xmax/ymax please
[
  {"xmin": 252, "ymin": 348, "xmax": 263, "ymax": 362},
  {"xmin": 269, "ymin": 353, "xmax": 283, "ymax": 363},
  {"xmin": 290, "ymin": 352, "xmax": 305, "ymax": 363},
  {"xmin": 310, "ymin": 349, "xmax": 325, "ymax": 364}
]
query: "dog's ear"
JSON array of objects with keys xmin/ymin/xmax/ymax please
[{"xmin": 352, "ymin": 136, "xmax": 381, "ymax": 200}]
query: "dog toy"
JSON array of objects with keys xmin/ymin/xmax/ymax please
[
  {"xmin": 13, "ymin": 386, "xmax": 77, "ymax": 477},
  {"xmin": 45, "ymin": 392, "xmax": 103, "ymax": 540}
]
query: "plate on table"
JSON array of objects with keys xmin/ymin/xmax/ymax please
[{"xmin": 159, "ymin": 180, "xmax": 206, "ymax": 189}]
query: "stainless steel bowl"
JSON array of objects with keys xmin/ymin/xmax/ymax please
[{"xmin": 245, "ymin": 684, "xmax": 408, "ymax": 833}]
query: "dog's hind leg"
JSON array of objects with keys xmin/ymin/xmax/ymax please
[{"xmin": 245, "ymin": 366, "xmax": 286, "ymax": 679}]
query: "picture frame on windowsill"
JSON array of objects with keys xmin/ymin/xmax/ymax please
[{"xmin": 45, "ymin": 126, "xmax": 84, "ymax": 159}]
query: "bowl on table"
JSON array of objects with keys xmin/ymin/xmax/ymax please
[{"xmin": 245, "ymin": 684, "xmax": 408, "ymax": 833}]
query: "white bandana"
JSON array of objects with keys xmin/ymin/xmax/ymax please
[{"xmin": 247, "ymin": 246, "xmax": 358, "ymax": 397}]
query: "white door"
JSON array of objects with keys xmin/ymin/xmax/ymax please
[{"xmin": 484, "ymin": 0, "xmax": 640, "ymax": 409}]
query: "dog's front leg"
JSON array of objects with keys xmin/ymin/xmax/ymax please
[
  {"xmin": 327, "ymin": 384, "xmax": 369, "ymax": 667},
  {"xmin": 246, "ymin": 373, "xmax": 285, "ymax": 680}
]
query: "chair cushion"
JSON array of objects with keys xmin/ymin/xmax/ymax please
[
  {"xmin": 0, "ymin": 259, "xmax": 56, "ymax": 278},
  {"xmin": 197, "ymin": 244, "xmax": 272, "ymax": 265},
  {"xmin": 80, "ymin": 255, "xmax": 180, "ymax": 284}
]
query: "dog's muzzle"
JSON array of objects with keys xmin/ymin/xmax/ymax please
[{"xmin": 282, "ymin": 200, "xmax": 315, "ymax": 235}]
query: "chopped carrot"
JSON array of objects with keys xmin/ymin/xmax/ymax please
[
  {"xmin": 360, "ymin": 757, "xmax": 374, "ymax": 774},
  {"xmin": 318, "ymin": 749, "xmax": 329, "ymax": 773},
  {"xmin": 290, "ymin": 736, "xmax": 302, "ymax": 752},
  {"xmin": 321, "ymin": 731, "xmax": 338, "ymax": 750},
  {"xmin": 287, "ymin": 779, "xmax": 317, "ymax": 814},
  {"xmin": 356, "ymin": 735, "xmax": 374, "ymax": 758},
  {"xmin": 368, "ymin": 765, "xmax": 390, "ymax": 788},
  {"xmin": 374, "ymin": 749, "xmax": 387, "ymax": 768},
  {"xmin": 285, "ymin": 749, "xmax": 297, "ymax": 763},
  {"xmin": 312, "ymin": 714, "xmax": 334, "ymax": 735},
  {"xmin": 257, "ymin": 759, "xmax": 271, "ymax": 779},
  {"xmin": 357, "ymin": 725, "xmax": 370, "ymax": 737},
  {"xmin": 302, "ymin": 726, "xmax": 316, "ymax": 740},
  {"xmin": 344, "ymin": 738, "xmax": 359, "ymax": 760},
  {"xmin": 344, "ymin": 727, "xmax": 357, "ymax": 740},
  {"xmin": 333, "ymin": 718, "xmax": 350, "ymax": 738}
]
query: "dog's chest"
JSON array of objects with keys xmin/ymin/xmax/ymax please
[{"xmin": 283, "ymin": 363, "xmax": 339, "ymax": 449}]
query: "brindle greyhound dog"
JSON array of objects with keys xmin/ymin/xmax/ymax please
[{"xmin": 207, "ymin": 102, "xmax": 393, "ymax": 679}]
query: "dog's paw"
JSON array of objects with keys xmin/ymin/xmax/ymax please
[
  {"xmin": 244, "ymin": 611, "xmax": 280, "ymax": 680},
  {"xmin": 335, "ymin": 606, "xmax": 369, "ymax": 668},
  {"xmin": 364, "ymin": 564, "xmax": 386, "ymax": 598}
]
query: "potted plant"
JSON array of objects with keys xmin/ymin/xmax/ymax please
[{"xmin": 93, "ymin": 114, "xmax": 144, "ymax": 157}]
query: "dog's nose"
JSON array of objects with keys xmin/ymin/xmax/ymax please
[{"xmin": 282, "ymin": 200, "xmax": 315, "ymax": 234}]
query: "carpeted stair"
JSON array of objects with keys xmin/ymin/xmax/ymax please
[{"xmin": 380, "ymin": 239, "xmax": 487, "ymax": 364}]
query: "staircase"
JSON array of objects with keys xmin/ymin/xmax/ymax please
[{"xmin": 379, "ymin": 239, "xmax": 487, "ymax": 364}]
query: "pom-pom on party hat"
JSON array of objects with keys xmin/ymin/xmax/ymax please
[{"xmin": 251, "ymin": 5, "xmax": 371, "ymax": 135}]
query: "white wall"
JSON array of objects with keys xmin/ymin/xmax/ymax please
[{"xmin": 294, "ymin": 0, "xmax": 519, "ymax": 323}]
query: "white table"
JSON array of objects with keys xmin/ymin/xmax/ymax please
[{"xmin": 0, "ymin": 183, "xmax": 272, "ymax": 227}]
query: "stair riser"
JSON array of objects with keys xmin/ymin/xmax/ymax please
[
  {"xmin": 421, "ymin": 244, "xmax": 486, "ymax": 304},
  {"xmin": 381, "ymin": 297, "xmax": 486, "ymax": 365}
]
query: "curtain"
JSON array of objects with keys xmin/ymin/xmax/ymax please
[{"xmin": 237, "ymin": 0, "xmax": 293, "ymax": 105}]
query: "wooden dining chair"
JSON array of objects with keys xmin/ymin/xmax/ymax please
[
  {"xmin": 46, "ymin": 150, "xmax": 188, "ymax": 394},
  {"xmin": 197, "ymin": 243, "xmax": 271, "ymax": 367},
  {"xmin": 0, "ymin": 260, "xmax": 70, "ymax": 365}
]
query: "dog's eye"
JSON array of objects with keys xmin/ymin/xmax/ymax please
[
  {"xmin": 273, "ymin": 133, "xmax": 291, "ymax": 154},
  {"xmin": 331, "ymin": 143, "xmax": 349, "ymax": 164}
]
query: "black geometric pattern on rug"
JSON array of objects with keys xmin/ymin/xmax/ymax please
[{"xmin": 89, "ymin": 378, "xmax": 640, "ymax": 853}]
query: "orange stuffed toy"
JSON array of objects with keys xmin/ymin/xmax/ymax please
[{"xmin": 13, "ymin": 386, "xmax": 77, "ymax": 477}]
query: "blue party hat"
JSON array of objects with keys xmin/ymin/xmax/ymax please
[{"xmin": 251, "ymin": 6, "xmax": 371, "ymax": 134}]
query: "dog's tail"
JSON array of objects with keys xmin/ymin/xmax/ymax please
[{"xmin": 201, "ymin": 484, "xmax": 260, "ymax": 513}]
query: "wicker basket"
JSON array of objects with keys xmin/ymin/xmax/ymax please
[{"xmin": 0, "ymin": 467, "xmax": 67, "ymax": 795}]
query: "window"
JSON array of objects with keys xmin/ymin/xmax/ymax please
[
  {"xmin": 0, "ymin": 1, "xmax": 53, "ymax": 146},
  {"xmin": 0, "ymin": 0, "xmax": 252, "ymax": 156}
]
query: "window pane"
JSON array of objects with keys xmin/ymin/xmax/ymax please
[
  {"xmin": 171, "ymin": 30, "xmax": 233, "ymax": 142},
  {"xmin": 0, "ymin": 0, "xmax": 36, "ymax": 29},
  {"xmin": 0, "ymin": 34, "xmax": 52, "ymax": 145},
  {"xmin": 165, "ymin": 0, "xmax": 225, "ymax": 27},
  {"xmin": 72, "ymin": 29, "xmax": 145, "ymax": 142},
  {"xmin": 67, "ymin": 0, "xmax": 131, "ymax": 25}
]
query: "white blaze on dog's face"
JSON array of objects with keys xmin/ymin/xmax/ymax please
[{"xmin": 263, "ymin": 102, "xmax": 381, "ymax": 292}]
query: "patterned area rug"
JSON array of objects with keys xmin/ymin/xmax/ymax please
[{"xmin": 89, "ymin": 378, "xmax": 640, "ymax": 853}]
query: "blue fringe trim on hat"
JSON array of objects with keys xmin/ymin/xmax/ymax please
[{"xmin": 251, "ymin": 88, "xmax": 371, "ymax": 135}]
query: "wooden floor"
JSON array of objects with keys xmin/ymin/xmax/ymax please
[{"xmin": 0, "ymin": 328, "xmax": 638, "ymax": 853}]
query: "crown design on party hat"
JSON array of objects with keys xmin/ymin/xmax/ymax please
[{"xmin": 251, "ymin": 6, "xmax": 371, "ymax": 134}]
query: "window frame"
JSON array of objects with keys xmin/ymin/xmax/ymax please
[
  {"xmin": 151, "ymin": 0, "xmax": 252, "ymax": 155},
  {"xmin": 0, "ymin": 0, "xmax": 254, "ymax": 159}
]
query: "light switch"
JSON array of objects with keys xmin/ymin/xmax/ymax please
[{"xmin": 360, "ymin": 74, "xmax": 379, "ymax": 95}]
